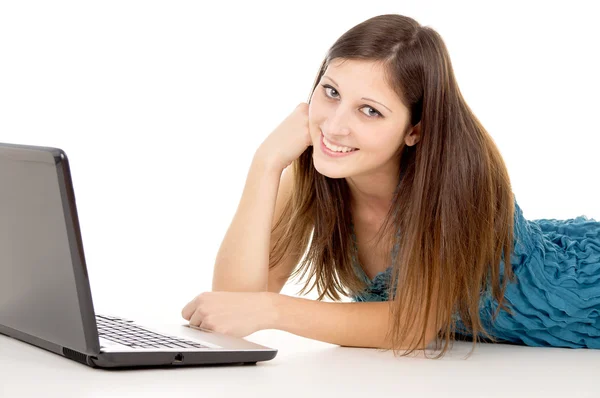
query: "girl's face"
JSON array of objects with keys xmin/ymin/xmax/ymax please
[{"xmin": 308, "ymin": 58, "xmax": 418, "ymax": 179}]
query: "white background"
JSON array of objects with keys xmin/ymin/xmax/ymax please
[{"xmin": 1, "ymin": 0, "xmax": 598, "ymax": 324}]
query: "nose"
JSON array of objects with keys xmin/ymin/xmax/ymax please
[{"xmin": 323, "ymin": 105, "xmax": 352, "ymax": 136}]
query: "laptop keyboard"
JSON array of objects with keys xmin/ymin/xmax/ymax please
[{"xmin": 96, "ymin": 314, "xmax": 210, "ymax": 349}]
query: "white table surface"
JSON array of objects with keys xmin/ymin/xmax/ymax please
[{"xmin": 1, "ymin": 316, "xmax": 599, "ymax": 398}]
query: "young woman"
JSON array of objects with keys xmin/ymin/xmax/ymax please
[{"xmin": 182, "ymin": 14, "xmax": 600, "ymax": 359}]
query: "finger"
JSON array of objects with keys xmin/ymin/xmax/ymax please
[
  {"xmin": 181, "ymin": 299, "xmax": 197, "ymax": 320},
  {"xmin": 189, "ymin": 308, "xmax": 204, "ymax": 327}
]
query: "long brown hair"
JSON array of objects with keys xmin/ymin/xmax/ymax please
[{"xmin": 269, "ymin": 14, "xmax": 517, "ymax": 359}]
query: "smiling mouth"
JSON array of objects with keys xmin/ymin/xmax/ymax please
[{"xmin": 320, "ymin": 131, "xmax": 359, "ymax": 152}]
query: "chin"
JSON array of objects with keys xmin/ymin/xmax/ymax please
[{"xmin": 312, "ymin": 155, "xmax": 350, "ymax": 179}]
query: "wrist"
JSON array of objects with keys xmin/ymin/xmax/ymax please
[
  {"xmin": 262, "ymin": 291, "xmax": 285, "ymax": 330},
  {"xmin": 253, "ymin": 149, "xmax": 287, "ymax": 174}
]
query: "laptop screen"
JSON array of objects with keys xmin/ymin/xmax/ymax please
[{"xmin": 0, "ymin": 144, "xmax": 97, "ymax": 354}]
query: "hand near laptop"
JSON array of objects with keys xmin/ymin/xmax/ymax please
[{"xmin": 181, "ymin": 291, "xmax": 278, "ymax": 338}]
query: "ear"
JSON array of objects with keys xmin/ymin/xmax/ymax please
[{"xmin": 405, "ymin": 122, "xmax": 421, "ymax": 147}]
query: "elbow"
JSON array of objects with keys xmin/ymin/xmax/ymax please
[
  {"xmin": 416, "ymin": 327, "xmax": 441, "ymax": 350},
  {"xmin": 378, "ymin": 327, "xmax": 440, "ymax": 351}
]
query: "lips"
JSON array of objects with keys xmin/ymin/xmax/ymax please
[
  {"xmin": 319, "ymin": 133, "xmax": 360, "ymax": 158},
  {"xmin": 320, "ymin": 131, "xmax": 358, "ymax": 151}
]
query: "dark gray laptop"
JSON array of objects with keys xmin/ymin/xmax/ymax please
[{"xmin": 0, "ymin": 142, "xmax": 277, "ymax": 368}]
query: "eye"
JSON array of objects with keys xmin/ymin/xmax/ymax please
[
  {"xmin": 320, "ymin": 84, "xmax": 383, "ymax": 118},
  {"xmin": 321, "ymin": 84, "xmax": 340, "ymax": 99},
  {"xmin": 361, "ymin": 106, "xmax": 382, "ymax": 118}
]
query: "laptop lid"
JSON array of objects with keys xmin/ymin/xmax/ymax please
[{"xmin": 0, "ymin": 142, "xmax": 100, "ymax": 356}]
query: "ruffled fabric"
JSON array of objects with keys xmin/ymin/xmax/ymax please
[
  {"xmin": 351, "ymin": 266, "xmax": 395, "ymax": 302},
  {"xmin": 350, "ymin": 196, "xmax": 600, "ymax": 349},
  {"xmin": 350, "ymin": 218, "xmax": 398, "ymax": 302}
]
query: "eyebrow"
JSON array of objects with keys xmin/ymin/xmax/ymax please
[{"xmin": 322, "ymin": 75, "xmax": 393, "ymax": 113}]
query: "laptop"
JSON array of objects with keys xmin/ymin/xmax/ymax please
[{"xmin": 0, "ymin": 142, "xmax": 278, "ymax": 368}]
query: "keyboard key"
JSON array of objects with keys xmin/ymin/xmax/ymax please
[{"xmin": 96, "ymin": 314, "xmax": 209, "ymax": 349}]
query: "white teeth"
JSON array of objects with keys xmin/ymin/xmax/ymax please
[{"xmin": 323, "ymin": 136, "xmax": 356, "ymax": 153}]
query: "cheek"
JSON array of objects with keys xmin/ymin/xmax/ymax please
[
  {"xmin": 308, "ymin": 101, "xmax": 325, "ymax": 138},
  {"xmin": 361, "ymin": 132, "xmax": 399, "ymax": 153},
  {"xmin": 308, "ymin": 96, "xmax": 322, "ymax": 121}
]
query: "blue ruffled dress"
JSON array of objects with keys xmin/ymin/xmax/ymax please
[{"xmin": 349, "ymin": 197, "xmax": 600, "ymax": 348}]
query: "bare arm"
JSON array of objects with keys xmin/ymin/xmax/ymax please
[
  {"xmin": 211, "ymin": 154, "xmax": 284, "ymax": 292},
  {"xmin": 211, "ymin": 104, "xmax": 311, "ymax": 294},
  {"xmin": 269, "ymin": 294, "xmax": 437, "ymax": 350}
]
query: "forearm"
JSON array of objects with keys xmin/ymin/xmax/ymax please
[
  {"xmin": 212, "ymin": 155, "xmax": 283, "ymax": 292},
  {"xmin": 270, "ymin": 294, "xmax": 406, "ymax": 349}
]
